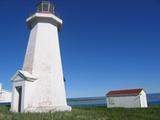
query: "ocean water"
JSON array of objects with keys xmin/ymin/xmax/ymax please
[
  {"xmin": 67, "ymin": 93, "xmax": 160, "ymax": 106},
  {"xmin": 0, "ymin": 94, "xmax": 160, "ymax": 107}
]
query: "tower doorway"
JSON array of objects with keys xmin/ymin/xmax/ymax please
[{"xmin": 16, "ymin": 86, "xmax": 22, "ymax": 112}]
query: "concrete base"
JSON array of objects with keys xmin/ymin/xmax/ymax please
[{"xmin": 24, "ymin": 106, "xmax": 72, "ymax": 113}]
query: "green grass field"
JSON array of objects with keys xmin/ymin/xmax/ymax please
[{"xmin": 0, "ymin": 106, "xmax": 160, "ymax": 120}]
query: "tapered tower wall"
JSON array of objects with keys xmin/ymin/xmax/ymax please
[{"xmin": 11, "ymin": 1, "xmax": 71, "ymax": 112}]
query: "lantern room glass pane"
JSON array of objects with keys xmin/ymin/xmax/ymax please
[
  {"xmin": 43, "ymin": 3, "xmax": 49, "ymax": 12},
  {"xmin": 37, "ymin": 4, "xmax": 42, "ymax": 12}
]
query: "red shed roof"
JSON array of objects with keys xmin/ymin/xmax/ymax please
[{"xmin": 107, "ymin": 88, "xmax": 143, "ymax": 96}]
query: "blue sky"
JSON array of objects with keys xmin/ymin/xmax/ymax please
[{"xmin": 0, "ymin": 0, "xmax": 160, "ymax": 98}]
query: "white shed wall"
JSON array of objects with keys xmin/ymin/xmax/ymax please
[
  {"xmin": 140, "ymin": 90, "xmax": 148, "ymax": 108},
  {"xmin": 107, "ymin": 95, "xmax": 141, "ymax": 108},
  {"xmin": 0, "ymin": 90, "xmax": 12, "ymax": 103}
]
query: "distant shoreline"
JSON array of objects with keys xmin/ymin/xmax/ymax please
[{"xmin": 67, "ymin": 93, "xmax": 160, "ymax": 106}]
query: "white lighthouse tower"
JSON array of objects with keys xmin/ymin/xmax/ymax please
[{"xmin": 11, "ymin": 0, "xmax": 71, "ymax": 112}]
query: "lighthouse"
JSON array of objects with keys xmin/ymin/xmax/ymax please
[{"xmin": 11, "ymin": 0, "xmax": 71, "ymax": 112}]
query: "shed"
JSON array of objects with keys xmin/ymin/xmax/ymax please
[
  {"xmin": 106, "ymin": 88, "xmax": 148, "ymax": 108},
  {"xmin": 0, "ymin": 83, "xmax": 12, "ymax": 105}
]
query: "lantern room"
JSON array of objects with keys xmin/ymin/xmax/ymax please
[{"xmin": 37, "ymin": 0, "xmax": 54, "ymax": 13}]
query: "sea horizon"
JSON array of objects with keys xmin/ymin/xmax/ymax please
[{"xmin": 67, "ymin": 93, "xmax": 160, "ymax": 106}]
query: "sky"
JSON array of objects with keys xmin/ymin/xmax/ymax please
[{"xmin": 0, "ymin": 0, "xmax": 160, "ymax": 98}]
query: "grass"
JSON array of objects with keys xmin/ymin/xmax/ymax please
[{"xmin": 0, "ymin": 106, "xmax": 160, "ymax": 120}]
